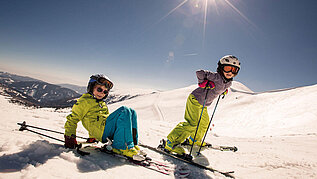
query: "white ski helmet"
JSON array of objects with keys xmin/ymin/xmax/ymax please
[
  {"xmin": 218, "ymin": 55, "xmax": 241, "ymax": 69},
  {"xmin": 217, "ymin": 55, "xmax": 241, "ymax": 81},
  {"xmin": 87, "ymin": 74, "xmax": 113, "ymax": 99}
]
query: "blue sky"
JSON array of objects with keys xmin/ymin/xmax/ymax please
[{"xmin": 0, "ymin": 0, "xmax": 316, "ymax": 92}]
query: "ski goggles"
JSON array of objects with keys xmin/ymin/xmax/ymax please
[
  {"xmin": 95, "ymin": 77, "xmax": 113, "ymax": 89},
  {"xmin": 223, "ymin": 65, "xmax": 239, "ymax": 74},
  {"xmin": 96, "ymin": 87, "xmax": 108, "ymax": 94}
]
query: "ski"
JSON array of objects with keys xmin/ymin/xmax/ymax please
[
  {"xmin": 181, "ymin": 138, "xmax": 238, "ymax": 152},
  {"xmin": 79, "ymin": 144, "xmax": 173, "ymax": 176},
  {"xmin": 139, "ymin": 141, "xmax": 235, "ymax": 178}
]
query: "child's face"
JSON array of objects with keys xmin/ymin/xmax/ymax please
[
  {"xmin": 222, "ymin": 65, "xmax": 238, "ymax": 79},
  {"xmin": 223, "ymin": 71, "xmax": 235, "ymax": 79},
  {"xmin": 93, "ymin": 84, "xmax": 108, "ymax": 100}
]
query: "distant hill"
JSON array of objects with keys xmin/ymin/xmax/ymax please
[
  {"xmin": 0, "ymin": 72, "xmax": 42, "ymax": 82},
  {"xmin": 0, "ymin": 72, "xmax": 80, "ymax": 108},
  {"xmin": 57, "ymin": 83, "xmax": 87, "ymax": 94}
]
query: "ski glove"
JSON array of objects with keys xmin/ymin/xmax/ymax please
[
  {"xmin": 221, "ymin": 89, "xmax": 228, "ymax": 99},
  {"xmin": 199, "ymin": 80, "xmax": 215, "ymax": 89},
  {"xmin": 222, "ymin": 89, "xmax": 228, "ymax": 96},
  {"xmin": 86, "ymin": 138, "xmax": 97, "ymax": 143},
  {"xmin": 64, "ymin": 135, "xmax": 77, "ymax": 149}
]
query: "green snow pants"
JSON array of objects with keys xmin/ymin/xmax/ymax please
[{"xmin": 167, "ymin": 94, "xmax": 210, "ymax": 144}]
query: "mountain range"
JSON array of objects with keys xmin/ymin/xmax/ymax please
[
  {"xmin": 0, "ymin": 72, "xmax": 156, "ymax": 108},
  {"xmin": 0, "ymin": 72, "xmax": 81, "ymax": 108}
]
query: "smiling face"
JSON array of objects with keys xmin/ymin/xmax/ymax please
[
  {"xmin": 92, "ymin": 84, "xmax": 108, "ymax": 100},
  {"xmin": 223, "ymin": 71, "xmax": 235, "ymax": 79},
  {"xmin": 221, "ymin": 65, "xmax": 239, "ymax": 80}
]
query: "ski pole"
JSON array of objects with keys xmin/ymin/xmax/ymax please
[
  {"xmin": 17, "ymin": 121, "xmax": 89, "ymax": 140},
  {"xmin": 188, "ymin": 88, "xmax": 210, "ymax": 158},
  {"xmin": 17, "ymin": 122, "xmax": 89, "ymax": 156},
  {"xmin": 197, "ymin": 95, "xmax": 221, "ymax": 155},
  {"xmin": 19, "ymin": 124, "xmax": 65, "ymax": 143}
]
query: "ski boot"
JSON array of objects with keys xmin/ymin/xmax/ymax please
[
  {"xmin": 187, "ymin": 136, "xmax": 208, "ymax": 147},
  {"xmin": 163, "ymin": 139, "xmax": 185, "ymax": 155},
  {"xmin": 134, "ymin": 145, "xmax": 149, "ymax": 159},
  {"xmin": 112, "ymin": 147, "xmax": 145, "ymax": 161}
]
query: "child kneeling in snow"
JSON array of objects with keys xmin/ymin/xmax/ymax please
[
  {"xmin": 64, "ymin": 74, "xmax": 141, "ymax": 159},
  {"xmin": 165, "ymin": 55, "xmax": 241, "ymax": 155}
]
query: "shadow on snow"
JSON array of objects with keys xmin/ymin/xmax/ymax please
[
  {"xmin": 0, "ymin": 140, "xmax": 125, "ymax": 173},
  {"xmin": 162, "ymin": 145, "xmax": 213, "ymax": 179},
  {"xmin": 0, "ymin": 140, "xmax": 215, "ymax": 178}
]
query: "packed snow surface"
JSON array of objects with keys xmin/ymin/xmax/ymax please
[{"xmin": 0, "ymin": 81, "xmax": 316, "ymax": 178}]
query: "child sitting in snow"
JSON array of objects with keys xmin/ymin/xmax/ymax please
[
  {"xmin": 64, "ymin": 74, "xmax": 142, "ymax": 159},
  {"xmin": 164, "ymin": 55, "xmax": 241, "ymax": 155}
]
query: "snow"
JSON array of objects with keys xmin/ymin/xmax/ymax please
[{"xmin": 0, "ymin": 81, "xmax": 317, "ymax": 178}]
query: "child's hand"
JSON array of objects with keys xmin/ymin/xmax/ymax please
[
  {"xmin": 64, "ymin": 135, "xmax": 77, "ymax": 149},
  {"xmin": 222, "ymin": 89, "xmax": 228, "ymax": 97},
  {"xmin": 199, "ymin": 80, "xmax": 215, "ymax": 89}
]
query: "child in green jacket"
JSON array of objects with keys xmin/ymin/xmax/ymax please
[{"xmin": 64, "ymin": 74, "xmax": 142, "ymax": 159}]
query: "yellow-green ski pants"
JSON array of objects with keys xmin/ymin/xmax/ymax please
[{"xmin": 167, "ymin": 94, "xmax": 210, "ymax": 144}]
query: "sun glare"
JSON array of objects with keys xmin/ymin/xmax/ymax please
[
  {"xmin": 156, "ymin": 0, "xmax": 188, "ymax": 25},
  {"xmin": 223, "ymin": 0, "xmax": 257, "ymax": 28},
  {"xmin": 150, "ymin": 0, "xmax": 256, "ymax": 48}
]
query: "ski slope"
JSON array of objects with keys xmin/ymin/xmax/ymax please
[{"xmin": 0, "ymin": 81, "xmax": 316, "ymax": 178}]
